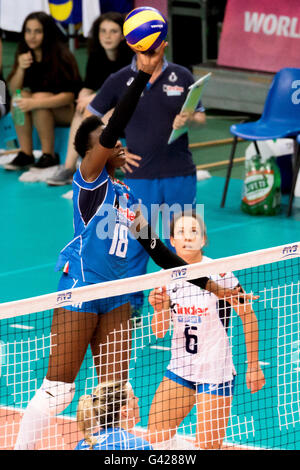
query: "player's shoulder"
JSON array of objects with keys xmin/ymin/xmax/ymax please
[
  {"xmin": 112, "ymin": 178, "xmax": 139, "ymax": 204},
  {"xmin": 73, "ymin": 166, "xmax": 108, "ymax": 190}
]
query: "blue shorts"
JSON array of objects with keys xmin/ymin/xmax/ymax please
[
  {"xmin": 165, "ymin": 370, "xmax": 235, "ymax": 397},
  {"xmin": 57, "ymin": 273, "xmax": 129, "ymax": 315}
]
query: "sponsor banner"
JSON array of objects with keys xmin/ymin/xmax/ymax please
[{"xmin": 218, "ymin": 0, "xmax": 300, "ymax": 72}]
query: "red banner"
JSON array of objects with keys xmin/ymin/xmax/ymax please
[{"xmin": 218, "ymin": 0, "xmax": 300, "ymax": 72}]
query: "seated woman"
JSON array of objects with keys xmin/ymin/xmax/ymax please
[
  {"xmin": 75, "ymin": 381, "xmax": 152, "ymax": 450},
  {"xmin": 5, "ymin": 11, "xmax": 81, "ymax": 171},
  {"xmin": 46, "ymin": 11, "xmax": 133, "ymax": 186},
  {"xmin": 0, "ymin": 32, "xmax": 10, "ymax": 119}
]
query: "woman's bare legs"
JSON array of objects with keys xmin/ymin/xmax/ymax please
[
  {"xmin": 195, "ymin": 393, "xmax": 233, "ymax": 449},
  {"xmin": 148, "ymin": 377, "xmax": 196, "ymax": 446},
  {"xmin": 90, "ymin": 302, "xmax": 132, "ymax": 383},
  {"xmin": 13, "ymin": 90, "xmax": 33, "ymax": 155},
  {"xmin": 32, "ymin": 92, "xmax": 74, "ymax": 157}
]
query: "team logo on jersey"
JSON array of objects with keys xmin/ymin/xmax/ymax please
[
  {"xmin": 219, "ymin": 273, "xmax": 227, "ymax": 278},
  {"xmin": 114, "ymin": 196, "xmax": 135, "ymax": 223},
  {"xmin": 176, "ymin": 304, "xmax": 208, "ymax": 316},
  {"xmin": 168, "ymin": 72, "xmax": 178, "ymax": 82},
  {"xmin": 127, "ymin": 77, "xmax": 134, "ymax": 86},
  {"xmin": 163, "ymin": 84, "xmax": 184, "ymax": 96},
  {"xmin": 176, "ymin": 303, "xmax": 208, "ymax": 324}
]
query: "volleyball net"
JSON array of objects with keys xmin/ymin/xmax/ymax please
[{"xmin": 0, "ymin": 242, "xmax": 299, "ymax": 450}]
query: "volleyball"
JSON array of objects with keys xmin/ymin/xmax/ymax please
[{"xmin": 123, "ymin": 7, "xmax": 168, "ymax": 52}]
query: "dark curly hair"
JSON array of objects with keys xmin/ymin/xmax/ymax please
[{"xmin": 74, "ymin": 115, "xmax": 104, "ymax": 158}]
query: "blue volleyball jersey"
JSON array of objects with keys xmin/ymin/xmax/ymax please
[
  {"xmin": 55, "ymin": 166, "xmax": 140, "ymax": 284},
  {"xmin": 75, "ymin": 427, "xmax": 153, "ymax": 450}
]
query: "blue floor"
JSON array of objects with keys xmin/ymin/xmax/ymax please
[
  {"xmin": 0, "ymin": 170, "xmax": 299, "ymax": 302},
  {"xmin": 0, "ymin": 168, "xmax": 299, "ymax": 449}
]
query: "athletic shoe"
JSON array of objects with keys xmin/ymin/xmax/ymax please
[
  {"xmin": 33, "ymin": 153, "xmax": 60, "ymax": 169},
  {"xmin": 46, "ymin": 166, "xmax": 74, "ymax": 186},
  {"xmin": 4, "ymin": 151, "xmax": 35, "ymax": 170}
]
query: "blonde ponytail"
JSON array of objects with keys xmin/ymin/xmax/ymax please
[
  {"xmin": 77, "ymin": 381, "xmax": 129, "ymax": 450},
  {"xmin": 77, "ymin": 394, "xmax": 99, "ymax": 450}
]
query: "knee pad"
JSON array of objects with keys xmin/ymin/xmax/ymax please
[{"xmin": 29, "ymin": 378, "xmax": 75, "ymax": 417}]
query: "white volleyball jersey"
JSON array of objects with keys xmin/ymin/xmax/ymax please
[{"xmin": 167, "ymin": 256, "xmax": 239, "ymax": 384}]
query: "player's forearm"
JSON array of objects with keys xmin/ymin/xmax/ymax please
[
  {"xmin": 241, "ymin": 312, "xmax": 260, "ymax": 367},
  {"xmin": 9, "ymin": 67, "xmax": 25, "ymax": 94},
  {"xmin": 99, "ymin": 70, "xmax": 151, "ymax": 149},
  {"xmin": 32, "ymin": 92, "xmax": 74, "ymax": 109},
  {"xmin": 151, "ymin": 310, "xmax": 170, "ymax": 338}
]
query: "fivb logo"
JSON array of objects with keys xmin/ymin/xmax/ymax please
[
  {"xmin": 282, "ymin": 244, "xmax": 298, "ymax": 258},
  {"xmin": 56, "ymin": 291, "xmax": 72, "ymax": 305},
  {"xmin": 171, "ymin": 267, "xmax": 187, "ymax": 280}
]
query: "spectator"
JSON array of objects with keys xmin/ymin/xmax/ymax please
[
  {"xmin": 75, "ymin": 381, "xmax": 152, "ymax": 450},
  {"xmin": 46, "ymin": 12, "xmax": 133, "ymax": 186},
  {"xmin": 5, "ymin": 11, "xmax": 81, "ymax": 171},
  {"xmin": 0, "ymin": 31, "xmax": 10, "ymax": 118},
  {"xmin": 86, "ymin": 49, "xmax": 206, "ymax": 324}
]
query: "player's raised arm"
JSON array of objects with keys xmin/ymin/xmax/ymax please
[
  {"xmin": 80, "ymin": 43, "xmax": 167, "ymax": 182},
  {"xmin": 230, "ymin": 291, "xmax": 265, "ymax": 394},
  {"xmin": 149, "ymin": 287, "xmax": 171, "ymax": 338}
]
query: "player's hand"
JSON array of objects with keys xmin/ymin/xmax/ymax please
[
  {"xmin": 120, "ymin": 148, "xmax": 142, "ymax": 173},
  {"xmin": 15, "ymin": 97, "xmax": 36, "ymax": 112},
  {"xmin": 149, "ymin": 286, "xmax": 170, "ymax": 313},
  {"xmin": 76, "ymin": 93, "xmax": 95, "ymax": 114},
  {"xmin": 172, "ymin": 111, "xmax": 193, "ymax": 130},
  {"xmin": 133, "ymin": 41, "xmax": 168, "ymax": 75},
  {"xmin": 246, "ymin": 364, "xmax": 266, "ymax": 393},
  {"xmin": 218, "ymin": 286, "xmax": 259, "ymax": 307},
  {"xmin": 18, "ymin": 52, "xmax": 33, "ymax": 70}
]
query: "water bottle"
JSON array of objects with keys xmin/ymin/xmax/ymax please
[{"xmin": 12, "ymin": 89, "xmax": 25, "ymax": 126}]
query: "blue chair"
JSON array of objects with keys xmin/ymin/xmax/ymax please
[
  {"xmin": 221, "ymin": 68, "xmax": 300, "ymax": 216},
  {"xmin": 0, "ymin": 113, "xmax": 18, "ymax": 149},
  {"xmin": 32, "ymin": 126, "xmax": 70, "ymax": 164},
  {"xmin": 0, "ymin": 114, "xmax": 70, "ymax": 164}
]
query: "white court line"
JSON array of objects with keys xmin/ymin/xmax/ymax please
[
  {"xmin": 9, "ymin": 324, "xmax": 34, "ymax": 330},
  {"xmin": 150, "ymin": 345, "xmax": 171, "ymax": 351}
]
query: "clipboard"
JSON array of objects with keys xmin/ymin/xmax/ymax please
[{"xmin": 168, "ymin": 72, "xmax": 211, "ymax": 145}]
